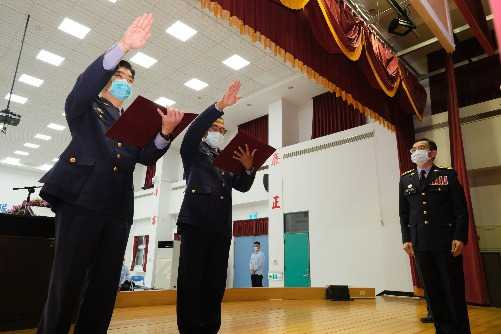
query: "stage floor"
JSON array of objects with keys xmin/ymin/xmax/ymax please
[{"xmin": 6, "ymin": 297, "xmax": 501, "ymax": 333}]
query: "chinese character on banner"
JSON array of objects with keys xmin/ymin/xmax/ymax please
[
  {"xmin": 151, "ymin": 216, "xmax": 157, "ymax": 225},
  {"xmin": 271, "ymin": 152, "xmax": 280, "ymax": 166},
  {"xmin": 272, "ymin": 195, "xmax": 281, "ymax": 209}
]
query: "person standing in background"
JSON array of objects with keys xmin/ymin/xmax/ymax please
[
  {"xmin": 399, "ymin": 138, "xmax": 470, "ymax": 334},
  {"xmin": 250, "ymin": 241, "xmax": 265, "ymax": 287}
]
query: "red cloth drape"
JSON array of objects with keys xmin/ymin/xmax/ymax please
[
  {"xmin": 201, "ymin": 0, "xmax": 426, "ymax": 127},
  {"xmin": 233, "ymin": 218, "xmax": 269, "ymax": 237},
  {"xmin": 238, "ymin": 115, "xmax": 269, "ymax": 144},
  {"xmin": 130, "ymin": 236, "xmax": 139, "ymax": 271},
  {"xmin": 143, "ymin": 165, "xmax": 156, "ymax": 190},
  {"xmin": 312, "ymin": 92, "xmax": 366, "ymax": 139},
  {"xmin": 143, "ymin": 235, "xmax": 149, "ymax": 272},
  {"xmin": 446, "ymin": 54, "xmax": 489, "ymax": 305}
]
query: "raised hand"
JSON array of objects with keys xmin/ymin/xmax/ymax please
[
  {"xmin": 118, "ymin": 13, "xmax": 154, "ymax": 52},
  {"xmin": 157, "ymin": 107, "xmax": 184, "ymax": 137},
  {"xmin": 216, "ymin": 81, "xmax": 241, "ymax": 111},
  {"xmin": 233, "ymin": 144, "xmax": 257, "ymax": 170}
]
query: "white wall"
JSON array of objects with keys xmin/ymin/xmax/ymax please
[
  {"xmin": 297, "ymin": 99, "xmax": 313, "ymax": 142},
  {"xmin": 0, "ymin": 165, "xmax": 44, "ymax": 212},
  {"xmin": 267, "ymin": 124, "xmax": 412, "ymax": 293}
]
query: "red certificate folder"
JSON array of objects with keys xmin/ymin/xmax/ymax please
[
  {"xmin": 214, "ymin": 131, "xmax": 276, "ymax": 173},
  {"xmin": 106, "ymin": 95, "xmax": 197, "ymax": 148}
]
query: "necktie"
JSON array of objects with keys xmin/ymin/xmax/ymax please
[{"xmin": 420, "ymin": 170, "xmax": 427, "ymax": 187}]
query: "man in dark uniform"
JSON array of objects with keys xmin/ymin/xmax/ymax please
[
  {"xmin": 37, "ymin": 14, "xmax": 184, "ymax": 333},
  {"xmin": 399, "ymin": 138, "xmax": 470, "ymax": 334},
  {"xmin": 176, "ymin": 81, "xmax": 257, "ymax": 334}
]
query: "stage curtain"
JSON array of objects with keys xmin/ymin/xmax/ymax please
[
  {"xmin": 312, "ymin": 92, "xmax": 366, "ymax": 139},
  {"xmin": 233, "ymin": 218, "xmax": 269, "ymax": 237},
  {"xmin": 446, "ymin": 54, "xmax": 489, "ymax": 305},
  {"xmin": 199, "ymin": 0, "xmax": 426, "ymax": 130},
  {"xmin": 143, "ymin": 165, "xmax": 156, "ymax": 190},
  {"xmin": 238, "ymin": 115, "xmax": 269, "ymax": 144},
  {"xmin": 130, "ymin": 236, "xmax": 139, "ymax": 271},
  {"xmin": 143, "ymin": 235, "xmax": 150, "ymax": 272}
]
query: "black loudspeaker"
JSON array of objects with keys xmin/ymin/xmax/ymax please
[
  {"xmin": 326, "ymin": 285, "xmax": 351, "ymax": 301},
  {"xmin": 263, "ymin": 174, "xmax": 269, "ymax": 192}
]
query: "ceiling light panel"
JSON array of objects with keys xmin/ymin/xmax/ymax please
[
  {"xmin": 223, "ymin": 55, "xmax": 250, "ymax": 71},
  {"xmin": 19, "ymin": 74, "xmax": 44, "ymax": 87},
  {"xmin": 129, "ymin": 52, "xmax": 157, "ymax": 68},
  {"xmin": 58, "ymin": 18, "xmax": 91, "ymax": 39},
  {"xmin": 166, "ymin": 21, "xmax": 197, "ymax": 42},
  {"xmin": 36, "ymin": 49, "xmax": 65, "ymax": 66},
  {"xmin": 184, "ymin": 78, "xmax": 208, "ymax": 91}
]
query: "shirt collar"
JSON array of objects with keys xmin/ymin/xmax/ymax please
[{"xmin": 417, "ymin": 166, "xmax": 433, "ymax": 176}]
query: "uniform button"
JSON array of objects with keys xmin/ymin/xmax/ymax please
[
  {"xmin": 422, "ymin": 201, "xmax": 427, "ymax": 205},
  {"xmin": 69, "ymin": 157, "xmax": 76, "ymax": 164},
  {"xmin": 220, "ymin": 196, "xmax": 224, "ymax": 200},
  {"xmin": 117, "ymin": 142, "xmax": 123, "ymax": 148},
  {"xmin": 116, "ymin": 153, "xmax": 121, "ymax": 159},
  {"xmin": 191, "ymin": 189, "xmax": 196, "ymax": 193},
  {"xmin": 423, "ymin": 211, "xmax": 428, "ymax": 215},
  {"xmin": 221, "ymin": 172, "xmax": 225, "ymax": 176},
  {"xmin": 424, "ymin": 220, "xmax": 429, "ymax": 225},
  {"xmin": 421, "ymin": 192, "xmax": 426, "ymax": 196},
  {"xmin": 113, "ymin": 166, "xmax": 118, "ymax": 172}
]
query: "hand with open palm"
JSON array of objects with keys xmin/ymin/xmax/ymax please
[
  {"xmin": 118, "ymin": 13, "xmax": 154, "ymax": 52},
  {"xmin": 216, "ymin": 81, "xmax": 241, "ymax": 111}
]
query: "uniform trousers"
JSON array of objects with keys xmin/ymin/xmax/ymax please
[
  {"xmin": 38, "ymin": 203, "xmax": 131, "ymax": 334},
  {"xmin": 177, "ymin": 224, "xmax": 231, "ymax": 334},
  {"xmin": 415, "ymin": 251, "xmax": 470, "ymax": 334}
]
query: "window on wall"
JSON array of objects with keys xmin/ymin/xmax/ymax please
[{"xmin": 131, "ymin": 235, "xmax": 149, "ymax": 272}]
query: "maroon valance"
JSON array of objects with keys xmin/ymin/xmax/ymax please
[
  {"xmin": 200, "ymin": 0, "xmax": 426, "ymax": 130},
  {"xmin": 233, "ymin": 218, "xmax": 269, "ymax": 237}
]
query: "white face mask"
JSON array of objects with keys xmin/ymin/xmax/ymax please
[
  {"xmin": 205, "ymin": 131, "xmax": 224, "ymax": 149},
  {"xmin": 411, "ymin": 149, "xmax": 430, "ymax": 165}
]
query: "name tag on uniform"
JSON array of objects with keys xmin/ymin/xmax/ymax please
[{"xmin": 431, "ymin": 175, "xmax": 448, "ymax": 186}]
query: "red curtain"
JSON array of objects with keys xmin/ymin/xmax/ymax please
[
  {"xmin": 143, "ymin": 165, "xmax": 156, "ymax": 190},
  {"xmin": 201, "ymin": 0, "xmax": 426, "ymax": 127},
  {"xmin": 446, "ymin": 54, "xmax": 489, "ymax": 305},
  {"xmin": 130, "ymin": 236, "xmax": 139, "ymax": 271},
  {"xmin": 238, "ymin": 115, "xmax": 269, "ymax": 144},
  {"xmin": 143, "ymin": 235, "xmax": 149, "ymax": 272},
  {"xmin": 233, "ymin": 218, "xmax": 269, "ymax": 237},
  {"xmin": 312, "ymin": 92, "xmax": 366, "ymax": 139}
]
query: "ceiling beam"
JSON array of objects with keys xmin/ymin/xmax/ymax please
[{"xmin": 453, "ymin": 0, "xmax": 495, "ymax": 55}]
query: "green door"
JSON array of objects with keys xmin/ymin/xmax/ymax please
[{"xmin": 284, "ymin": 232, "xmax": 310, "ymax": 287}]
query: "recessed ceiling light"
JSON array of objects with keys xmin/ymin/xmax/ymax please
[
  {"xmin": 35, "ymin": 134, "xmax": 52, "ymax": 141},
  {"xmin": 223, "ymin": 54, "xmax": 250, "ymax": 71},
  {"xmin": 129, "ymin": 52, "xmax": 157, "ymax": 68},
  {"xmin": 108, "ymin": 0, "xmax": 118, "ymax": 3},
  {"xmin": 154, "ymin": 97, "xmax": 176, "ymax": 107},
  {"xmin": 1, "ymin": 157, "xmax": 21, "ymax": 166},
  {"xmin": 52, "ymin": 158, "xmax": 59, "ymax": 162},
  {"xmin": 19, "ymin": 74, "xmax": 44, "ymax": 87},
  {"xmin": 184, "ymin": 78, "xmax": 208, "ymax": 91},
  {"xmin": 47, "ymin": 123, "xmax": 66, "ymax": 131},
  {"xmin": 36, "ymin": 49, "xmax": 65, "ymax": 66},
  {"xmin": 58, "ymin": 18, "xmax": 91, "ymax": 39},
  {"xmin": 38, "ymin": 164, "xmax": 54, "ymax": 171},
  {"xmin": 166, "ymin": 21, "xmax": 197, "ymax": 42},
  {"xmin": 14, "ymin": 151, "xmax": 29, "ymax": 156},
  {"xmin": 4, "ymin": 93, "xmax": 28, "ymax": 104},
  {"xmin": 24, "ymin": 143, "xmax": 40, "ymax": 149}
]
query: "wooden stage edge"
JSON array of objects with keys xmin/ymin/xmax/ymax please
[{"xmin": 115, "ymin": 287, "xmax": 375, "ymax": 308}]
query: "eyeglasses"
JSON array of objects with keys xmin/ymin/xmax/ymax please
[{"xmin": 410, "ymin": 145, "xmax": 429, "ymax": 153}]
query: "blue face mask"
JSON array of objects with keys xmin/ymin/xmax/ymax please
[{"xmin": 109, "ymin": 79, "xmax": 132, "ymax": 101}]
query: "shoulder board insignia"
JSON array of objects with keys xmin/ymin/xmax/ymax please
[{"xmin": 401, "ymin": 169, "xmax": 414, "ymax": 176}]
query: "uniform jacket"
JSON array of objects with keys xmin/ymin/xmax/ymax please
[
  {"xmin": 40, "ymin": 54, "xmax": 169, "ymax": 221},
  {"xmin": 399, "ymin": 165, "xmax": 468, "ymax": 251},
  {"xmin": 177, "ymin": 104, "xmax": 256, "ymax": 235}
]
